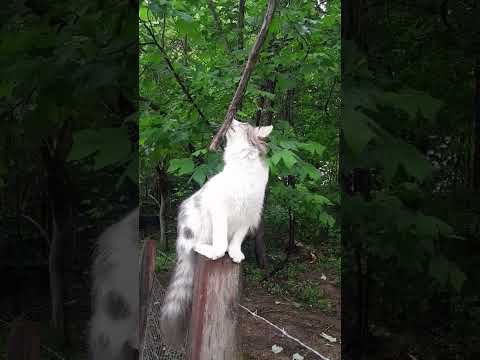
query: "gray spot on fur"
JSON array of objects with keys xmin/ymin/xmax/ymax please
[
  {"xmin": 183, "ymin": 227, "xmax": 194, "ymax": 239},
  {"xmin": 104, "ymin": 290, "xmax": 131, "ymax": 320}
]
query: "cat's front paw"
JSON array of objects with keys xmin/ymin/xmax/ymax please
[
  {"xmin": 228, "ymin": 249, "xmax": 245, "ymax": 263},
  {"xmin": 194, "ymin": 244, "xmax": 226, "ymax": 260}
]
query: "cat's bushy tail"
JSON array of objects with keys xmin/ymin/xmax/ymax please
[{"xmin": 160, "ymin": 236, "xmax": 195, "ymax": 348}]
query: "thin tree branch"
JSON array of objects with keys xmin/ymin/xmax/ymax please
[
  {"xmin": 324, "ymin": 77, "xmax": 338, "ymax": 114},
  {"xmin": 148, "ymin": 193, "xmax": 160, "ymax": 207},
  {"xmin": 21, "ymin": 214, "xmax": 50, "ymax": 246},
  {"xmin": 141, "ymin": 19, "xmax": 208, "ymax": 124},
  {"xmin": 207, "ymin": 0, "xmax": 230, "ymax": 52},
  {"xmin": 209, "ymin": 0, "xmax": 277, "ymax": 151}
]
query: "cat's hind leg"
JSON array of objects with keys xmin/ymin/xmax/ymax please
[{"xmin": 194, "ymin": 210, "xmax": 228, "ymax": 260}]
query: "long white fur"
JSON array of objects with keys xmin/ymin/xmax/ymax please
[
  {"xmin": 89, "ymin": 208, "xmax": 139, "ymax": 360},
  {"xmin": 160, "ymin": 119, "xmax": 273, "ymax": 347}
]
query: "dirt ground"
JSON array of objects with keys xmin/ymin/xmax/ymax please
[{"xmin": 239, "ymin": 264, "xmax": 341, "ymax": 360}]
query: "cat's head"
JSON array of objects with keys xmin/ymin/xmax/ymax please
[{"xmin": 225, "ymin": 119, "xmax": 273, "ymax": 157}]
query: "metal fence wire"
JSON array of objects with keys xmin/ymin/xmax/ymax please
[{"xmin": 141, "ymin": 273, "xmax": 185, "ymax": 360}]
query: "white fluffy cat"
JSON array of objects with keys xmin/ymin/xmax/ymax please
[{"xmin": 160, "ymin": 119, "xmax": 273, "ymax": 347}]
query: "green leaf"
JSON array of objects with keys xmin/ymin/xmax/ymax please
[
  {"xmin": 93, "ymin": 128, "xmax": 131, "ymax": 170},
  {"xmin": 319, "ymin": 212, "xmax": 335, "ymax": 227},
  {"xmin": 281, "ymin": 149, "xmax": 297, "ymax": 169},
  {"xmin": 192, "ymin": 148, "xmax": 207, "ymax": 157},
  {"xmin": 342, "ymin": 108, "xmax": 375, "ymax": 155},
  {"xmin": 68, "ymin": 129, "xmax": 100, "ymax": 161},
  {"xmin": 68, "ymin": 127, "xmax": 131, "ymax": 170},
  {"xmin": 379, "ymin": 90, "xmax": 443, "ymax": 121},
  {"xmin": 168, "ymin": 158, "xmax": 195, "ymax": 176},
  {"xmin": 399, "ymin": 143, "xmax": 432, "ymax": 181},
  {"xmin": 298, "ymin": 142, "xmax": 325, "ymax": 156},
  {"xmin": 270, "ymin": 151, "xmax": 283, "ymax": 166},
  {"xmin": 312, "ymin": 194, "xmax": 333, "ymax": 206},
  {"xmin": 298, "ymin": 162, "xmax": 321, "ymax": 181},
  {"xmin": 449, "ymin": 266, "xmax": 466, "ymax": 292},
  {"xmin": 191, "ymin": 164, "xmax": 208, "ymax": 186}
]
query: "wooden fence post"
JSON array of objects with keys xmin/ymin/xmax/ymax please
[
  {"xmin": 188, "ymin": 255, "xmax": 242, "ymax": 360},
  {"xmin": 139, "ymin": 238, "xmax": 156, "ymax": 359},
  {"xmin": 7, "ymin": 320, "xmax": 40, "ymax": 360}
]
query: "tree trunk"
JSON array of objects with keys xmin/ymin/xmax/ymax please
[
  {"xmin": 255, "ymin": 78, "xmax": 277, "ymax": 126},
  {"xmin": 159, "ymin": 192, "xmax": 166, "ymax": 250},
  {"xmin": 254, "ymin": 218, "xmax": 268, "ymax": 269},
  {"xmin": 341, "ymin": 0, "xmax": 370, "ymax": 358},
  {"xmin": 471, "ymin": 57, "xmax": 480, "ymax": 189},
  {"xmin": 183, "ymin": 35, "xmax": 188, "ymax": 66},
  {"xmin": 238, "ymin": 0, "xmax": 245, "ymax": 50},
  {"xmin": 42, "ymin": 122, "xmax": 74, "ymax": 349},
  {"xmin": 286, "ymin": 207, "xmax": 296, "ymax": 255},
  {"xmin": 286, "ymin": 175, "xmax": 297, "ymax": 255},
  {"xmin": 48, "ymin": 212, "xmax": 65, "ymax": 342},
  {"xmin": 155, "ymin": 164, "xmax": 168, "ymax": 250}
]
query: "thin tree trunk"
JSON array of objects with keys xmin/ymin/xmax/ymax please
[
  {"xmin": 286, "ymin": 175, "xmax": 296, "ymax": 255},
  {"xmin": 183, "ymin": 35, "xmax": 188, "ymax": 66},
  {"xmin": 254, "ymin": 218, "xmax": 268, "ymax": 269},
  {"xmin": 42, "ymin": 122, "xmax": 74, "ymax": 349},
  {"xmin": 255, "ymin": 78, "xmax": 277, "ymax": 126},
  {"xmin": 48, "ymin": 211, "xmax": 65, "ymax": 341},
  {"xmin": 341, "ymin": 0, "xmax": 370, "ymax": 358},
  {"xmin": 159, "ymin": 192, "xmax": 166, "ymax": 250},
  {"xmin": 238, "ymin": 0, "xmax": 245, "ymax": 50},
  {"xmin": 471, "ymin": 57, "xmax": 480, "ymax": 189}
]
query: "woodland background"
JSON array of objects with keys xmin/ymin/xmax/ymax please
[{"xmin": 0, "ymin": 0, "xmax": 479, "ymax": 359}]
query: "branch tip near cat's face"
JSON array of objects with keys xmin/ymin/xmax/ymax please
[{"xmin": 226, "ymin": 119, "xmax": 274, "ymax": 156}]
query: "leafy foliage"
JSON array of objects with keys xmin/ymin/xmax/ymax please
[{"xmin": 140, "ymin": 0, "xmax": 341, "ymax": 249}]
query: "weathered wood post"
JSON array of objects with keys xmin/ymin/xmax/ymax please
[
  {"xmin": 139, "ymin": 238, "xmax": 156, "ymax": 359},
  {"xmin": 7, "ymin": 320, "xmax": 40, "ymax": 360},
  {"xmin": 188, "ymin": 255, "xmax": 242, "ymax": 360}
]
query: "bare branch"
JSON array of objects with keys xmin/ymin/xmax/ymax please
[
  {"xmin": 209, "ymin": 0, "xmax": 277, "ymax": 151},
  {"xmin": 21, "ymin": 214, "xmax": 50, "ymax": 246},
  {"xmin": 148, "ymin": 193, "xmax": 160, "ymax": 207}
]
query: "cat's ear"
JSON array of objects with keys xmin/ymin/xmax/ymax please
[{"xmin": 255, "ymin": 125, "xmax": 273, "ymax": 138}]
